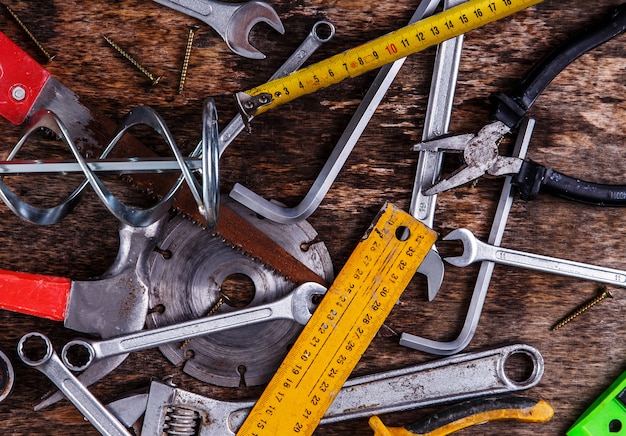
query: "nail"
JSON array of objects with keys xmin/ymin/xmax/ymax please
[
  {"xmin": 103, "ymin": 35, "xmax": 162, "ymax": 86},
  {"xmin": 178, "ymin": 25, "xmax": 199, "ymax": 94},
  {"xmin": 5, "ymin": 4, "xmax": 55, "ymax": 62},
  {"xmin": 552, "ymin": 287, "xmax": 613, "ymax": 331}
]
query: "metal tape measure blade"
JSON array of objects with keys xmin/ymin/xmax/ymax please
[{"xmin": 237, "ymin": 203, "xmax": 437, "ymax": 435}]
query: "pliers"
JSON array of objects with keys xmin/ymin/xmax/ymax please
[{"xmin": 416, "ymin": 3, "xmax": 626, "ymax": 205}]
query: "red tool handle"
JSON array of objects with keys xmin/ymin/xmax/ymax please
[
  {"xmin": 0, "ymin": 31, "xmax": 51, "ymax": 124},
  {"xmin": 0, "ymin": 269, "xmax": 72, "ymax": 321}
]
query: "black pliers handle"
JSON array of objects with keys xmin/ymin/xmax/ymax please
[{"xmin": 417, "ymin": 4, "xmax": 626, "ymax": 206}]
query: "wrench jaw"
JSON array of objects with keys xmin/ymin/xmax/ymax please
[
  {"xmin": 442, "ymin": 228, "xmax": 477, "ymax": 268},
  {"xmin": 291, "ymin": 282, "xmax": 327, "ymax": 325},
  {"xmin": 226, "ymin": 2, "xmax": 285, "ymax": 59}
]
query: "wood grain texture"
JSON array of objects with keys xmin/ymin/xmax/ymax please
[{"xmin": 0, "ymin": 1, "xmax": 624, "ymax": 434}]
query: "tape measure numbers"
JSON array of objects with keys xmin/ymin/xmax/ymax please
[
  {"xmin": 237, "ymin": 203, "xmax": 438, "ymax": 435},
  {"xmin": 238, "ymin": 0, "xmax": 542, "ymax": 117}
]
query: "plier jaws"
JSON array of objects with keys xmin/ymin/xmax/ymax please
[{"xmin": 414, "ymin": 121, "xmax": 523, "ymax": 195}]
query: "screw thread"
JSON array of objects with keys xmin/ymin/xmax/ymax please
[
  {"xmin": 103, "ymin": 35, "xmax": 161, "ymax": 86},
  {"xmin": 178, "ymin": 25, "xmax": 199, "ymax": 94},
  {"xmin": 5, "ymin": 5, "xmax": 55, "ymax": 62},
  {"xmin": 552, "ymin": 288, "xmax": 612, "ymax": 331}
]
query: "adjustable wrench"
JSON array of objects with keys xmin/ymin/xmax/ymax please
[
  {"xmin": 17, "ymin": 333, "xmax": 131, "ymax": 436},
  {"xmin": 107, "ymin": 344, "xmax": 544, "ymax": 435},
  {"xmin": 61, "ymin": 282, "xmax": 326, "ymax": 371},
  {"xmin": 444, "ymin": 228, "xmax": 626, "ymax": 287},
  {"xmin": 150, "ymin": 0, "xmax": 284, "ymax": 59}
]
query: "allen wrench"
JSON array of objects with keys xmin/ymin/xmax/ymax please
[{"xmin": 399, "ymin": 117, "xmax": 535, "ymax": 355}]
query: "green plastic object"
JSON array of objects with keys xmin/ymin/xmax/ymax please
[{"xmin": 568, "ymin": 370, "xmax": 626, "ymax": 435}]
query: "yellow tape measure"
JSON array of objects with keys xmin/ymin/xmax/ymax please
[
  {"xmin": 236, "ymin": 203, "xmax": 438, "ymax": 436},
  {"xmin": 237, "ymin": 0, "xmax": 542, "ymax": 117}
]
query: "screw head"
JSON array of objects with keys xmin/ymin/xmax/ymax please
[{"xmin": 11, "ymin": 85, "xmax": 26, "ymax": 101}]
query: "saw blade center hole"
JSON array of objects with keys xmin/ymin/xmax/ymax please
[{"xmin": 219, "ymin": 273, "xmax": 256, "ymax": 308}]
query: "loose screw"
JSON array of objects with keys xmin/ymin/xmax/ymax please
[
  {"xmin": 5, "ymin": 4, "xmax": 55, "ymax": 62},
  {"xmin": 552, "ymin": 287, "xmax": 613, "ymax": 331},
  {"xmin": 103, "ymin": 35, "xmax": 162, "ymax": 86},
  {"xmin": 178, "ymin": 25, "xmax": 199, "ymax": 94},
  {"xmin": 179, "ymin": 292, "xmax": 229, "ymax": 350}
]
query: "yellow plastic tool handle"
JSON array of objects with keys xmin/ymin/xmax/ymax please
[
  {"xmin": 368, "ymin": 398, "xmax": 554, "ymax": 436},
  {"xmin": 239, "ymin": 0, "xmax": 543, "ymax": 116}
]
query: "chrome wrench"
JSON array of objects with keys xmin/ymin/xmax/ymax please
[
  {"xmin": 150, "ymin": 0, "xmax": 285, "ymax": 59},
  {"xmin": 400, "ymin": 118, "xmax": 535, "ymax": 355},
  {"xmin": 108, "ymin": 344, "xmax": 544, "ymax": 435},
  {"xmin": 219, "ymin": 20, "xmax": 335, "ymax": 153},
  {"xmin": 445, "ymin": 227, "xmax": 626, "ymax": 287},
  {"xmin": 228, "ymin": 0, "xmax": 446, "ymax": 296},
  {"xmin": 17, "ymin": 333, "xmax": 131, "ymax": 436},
  {"xmin": 61, "ymin": 282, "xmax": 326, "ymax": 371},
  {"xmin": 410, "ymin": 0, "xmax": 466, "ymax": 301}
]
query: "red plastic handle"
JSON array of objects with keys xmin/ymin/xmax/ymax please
[
  {"xmin": 0, "ymin": 269, "xmax": 72, "ymax": 321},
  {"xmin": 0, "ymin": 31, "xmax": 50, "ymax": 124}
]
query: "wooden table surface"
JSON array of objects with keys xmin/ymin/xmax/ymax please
[{"xmin": 0, "ymin": 0, "xmax": 625, "ymax": 434}]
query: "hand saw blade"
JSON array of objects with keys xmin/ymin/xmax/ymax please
[{"xmin": 0, "ymin": 30, "xmax": 327, "ymax": 286}]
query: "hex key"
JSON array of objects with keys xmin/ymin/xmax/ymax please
[
  {"xmin": 399, "ymin": 117, "xmax": 536, "ymax": 355},
  {"xmin": 229, "ymin": 0, "xmax": 442, "ymax": 224}
]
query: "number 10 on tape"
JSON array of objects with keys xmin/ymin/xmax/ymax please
[{"xmin": 237, "ymin": 202, "xmax": 438, "ymax": 435}]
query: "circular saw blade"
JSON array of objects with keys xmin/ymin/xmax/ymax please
[{"xmin": 146, "ymin": 199, "xmax": 333, "ymax": 387}]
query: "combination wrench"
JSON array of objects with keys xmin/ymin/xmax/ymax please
[
  {"xmin": 17, "ymin": 333, "xmax": 131, "ymax": 436},
  {"xmin": 444, "ymin": 227, "xmax": 626, "ymax": 287},
  {"xmin": 149, "ymin": 0, "xmax": 284, "ymax": 59},
  {"xmin": 61, "ymin": 282, "xmax": 326, "ymax": 372},
  {"xmin": 107, "ymin": 344, "xmax": 544, "ymax": 435}
]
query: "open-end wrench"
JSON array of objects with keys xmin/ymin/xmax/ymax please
[
  {"xmin": 400, "ymin": 118, "xmax": 535, "ymax": 355},
  {"xmin": 219, "ymin": 20, "xmax": 335, "ymax": 153},
  {"xmin": 17, "ymin": 333, "xmax": 131, "ymax": 436},
  {"xmin": 445, "ymin": 228, "xmax": 626, "ymax": 287},
  {"xmin": 228, "ymin": 0, "xmax": 446, "ymax": 297},
  {"xmin": 107, "ymin": 344, "xmax": 544, "ymax": 435},
  {"xmin": 150, "ymin": 0, "xmax": 284, "ymax": 59},
  {"xmin": 61, "ymin": 282, "xmax": 326, "ymax": 372}
]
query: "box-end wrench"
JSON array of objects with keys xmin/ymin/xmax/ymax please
[
  {"xmin": 150, "ymin": 0, "xmax": 284, "ymax": 59},
  {"xmin": 107, "ymin": 344, "xmax": 543, "ymax": 435},
  {"xmin": 61, "ymin": 282, "xmax": 326, "ymax": 372},
  {"xmin": 400, "ymin": 118, "xmax": 535, "ymax": 355},
  {"xmin": 444, "ymin": 228, "xmax": 626, "ymax": 287},
  {"xmin": 219, "ymin": 20, "xmax": 335, "ymax": 154},
  {"xmin": 17, "ymin": 333, "xmax": 131, "ymax": 436}
]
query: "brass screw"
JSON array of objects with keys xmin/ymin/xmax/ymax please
[
  {"xmin": 552, "ymin": 287, "xmax": 613, "ymax": 331},
  {"xmin": 5, "ymin": 4, "xmax": 55, "ymax": 62},
  {"xmin": 103, "ymin": 35, "xmax": 162, "ymax": 86},
  {"xmin": 178, "ymin": 25, "xmax": 199, "ymax": 94},
  {"xmin": 179, "ymin": 292, "xmax": 230, "ymax": 349}
]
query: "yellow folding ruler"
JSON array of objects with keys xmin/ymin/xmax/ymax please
[
  {"xmin": 237, "ymin": 0, "xmax": 543, "ymax": 117},
  {"xmin": 237, "ymin": 203, "xmax": 438, "ymax": 435}
]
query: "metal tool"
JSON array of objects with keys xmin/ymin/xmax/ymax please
[
  {"xmin": 229, "ymin": 0, "xmax": 447, "ymax": 299},
  {"xmin": 61, "ymin": 282, "xmax": 326, "ymax": 372},
  {"xmin": 238, "ymin": 203, "xmax": 437, "ymax": 435},
  {"xmin": 399, "ymin": 118, "xmax": 534, "ymax": 355},
  {"xmin": 145, "ymin": 198, "xmax": 333, "ymax": 388},
  {"xmin": 1, "ymin": 28, "xmax": 328, "ymax": 288},
  {"xmin": 234, "ymin": 0, "xmax": 541, "ymax": 118},
  {"xmin": 0, "ymin": 218, "xmax": 165, "ymax": 397},
  {"xmin": 17, "ymin": 333, "xmax": 131, "ymax": 436},
  {"xmin": 219, "ymin": 19, "xmax": 335, "ymax": 153},
  {"xmin": 106, "ymin": 344, "xmax": 544, "ymax": 435},
  {"xmin": 444, "ymin": 228, "xmax": 626, "ymax": 288},
  {"xmin": 370, "ymin": 396, "xmax": 554, "ymax": 435},
  {"xmin": 150, "ymin": 0, "xmax": 284, "ymax": 59},
  {"xmin": 417, "ymin": 4, "xmax": 626, "ymax": 202},
  {"xmin": 0, "ymin": 348, "xmax": 14, "ymax": 403}
]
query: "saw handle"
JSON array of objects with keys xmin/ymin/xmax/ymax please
[
  {"xmin": 0, "ymin": 269, "xmax": 72, "ymax": 321},
  {"xmin": 490, "ymin": 3, "xmax": 626, "ymax": 128},
  {"xmin": 0, "ymin": 31, "xmax": 51, "ymax": 124}
]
